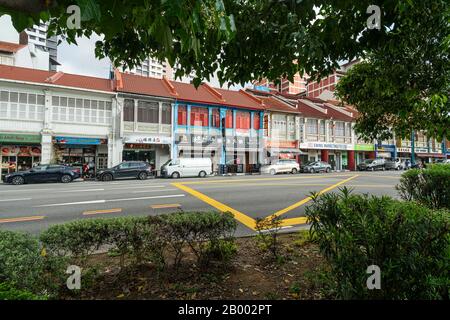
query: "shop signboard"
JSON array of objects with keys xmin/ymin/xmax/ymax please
[
  {"xmin": 299, "ymin": 142, "xmax": 353, "ymax": 150},
  {"xmin": 266, "ymin": 140, "xmax": 298, "ymax": 149},
  {"xmin": 175, "ymin": 134, "xmax": 222, "ymax": 148},
  {"xmin": 397, "ymin": 147, "xmax": 429, "ymax": 154},
  {"xmin": 354, "ymin": 144, "xmax": 375, "ymax": 151},
  {"xmin": 1, "ymin": 146, "xmax": 41, "ymax": 156},
  {"xmin": 54, "ymin": 136, "xmax": 107, "ymax": 145},
  {"xmin": 124, "ymin": 135, "xmax": 171, "ymax": 145},
  {"xmin": 0, "ymin": 133, "xmax": 41, "ymax": 144}
]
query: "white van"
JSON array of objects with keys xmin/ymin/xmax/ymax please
[{"xmin": 161, "ymin": 158, "xmax": 212, "ymax": 178}]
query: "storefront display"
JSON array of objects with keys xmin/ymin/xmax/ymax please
[
  {"xmin": 53, "ymin": 136, "xmax": 108, "ymax": 173},
  {"xmin": 0, "ymin": 133, "xmax": 42, "ymax": 180}
]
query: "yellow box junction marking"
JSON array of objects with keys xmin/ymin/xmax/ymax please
[
  {"xmin": 82, "ymin": 208, "xmax": 122, "ymax": 216},
  {"xmin": 172, "ymin": 174, "xmax": 360, "ymax": 230},
  {"xmin": 172, "ymin": 182, "xmax": 257, "ymax": 230},
  {"xmin": 269, "ymin": 175, "xmax": 359, "ymax": 219},
  {"xmin": 0, "ymin": 215, "xmax": 45, "ymax": 224}
]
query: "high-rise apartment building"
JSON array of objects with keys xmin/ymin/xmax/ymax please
[
  {"xmin": 25, "ymin": 22, "xmax": 59, "ymax": 71},
  {"xmin": 119, "ymin": 58, "xmax": 196, "ymax": 83},
  {"xmin": 0, "ymin": 15, "xmax": 58, "ymax": 72},
  {"xmin": 253, "ymin": 60, "xmax": 360, "ymax": 98}
]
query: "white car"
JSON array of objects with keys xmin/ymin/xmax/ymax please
[
  {"xmin": 161, "ymin": 158, "xmax": 212, "ymax": 178},
  {"xmin": 261, "ymin": 160, "xmax": 300, "ymax": 175}
]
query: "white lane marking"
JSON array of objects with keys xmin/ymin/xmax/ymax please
[
  {"xmin": 0, "ymin": 184, "xmax": 168, "ymax": 193},
  {"xmin": 0, "ymin": 198, "xmax": 32, "ymax": 202},
  {"xmin": 57, "ymin": 188, "xmax": 105, "ymax": 193},
  {"xmin": 33, "ymin": 194, "xmax": 185, "ymax": 207},
  {"xmin": 34, "ymin": 200, "xmax": 106, "ymax": 207},
  {"xmin": 106, "ymin": 185, "xmax": 167, "ymax": 191},
  {"xmin": 108, "ymin": 194, "xmax": 185, "ymax": 202},
  {"xmin": 132, "ymin": 188, "xmax": 177, "ymax": 194}
]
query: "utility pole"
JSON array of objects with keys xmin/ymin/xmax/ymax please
[{"xmin": 411, "ymin": 130, "xmax": 415, "ymax": 164}]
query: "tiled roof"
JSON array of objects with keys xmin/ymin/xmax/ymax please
[
  {"xmin": 297, "ymin": 100, "xmax": 329, "ymax": 119},
  {"xmin": 0, "ymin": 41, "xmax": 26, "ymax": 53},
  {"xmin": 117, "ymin": 72, "xmax": 176, "ymax": 98},
  {"xmin": 0, "ymin": 65, "xmax": 114, "ymax": 92},
  {"xmin": 322, "ymin": 104, "xmax": 354, "ymax": 122},
  {"xmin": 266, "ymin": 96, "xmax": 301, "ymax": 113}
]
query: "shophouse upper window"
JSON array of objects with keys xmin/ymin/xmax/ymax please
[
  {"xmin": 320, "ymin": 120, "xmax": 326, "ymax": 135},
  {"xmin": 52, "ymin": 95, "xmax": 111, "ymax": 124},
  {"xmin": 254, "ymin": 113, "xmax": 261, "ymax": 130},
  {"xmin": 0, "ymin": 90, "xmax": 44, "ymax": 120},
  {"xmin": 307, "ymin": 119, "xmax": 318, "ymax": 135},
  {"xmin": 236, "ymin": 111, "xmax": 251, "ymax": 130},
  {"xmin": 177, "ymin": 104, "xmax": 187, "ymax": 125},
  {"xmin": 161, "ymin": 103, "xmax": 172, "ymax": 124},
  {"xmin": 123, "ymin": 99, "xmax": 134, "ymax": 122},
  {"xmin": 225, "ymin": 110, "xmax": 233, "ymax": 128},
  {"xmin": 211, "ymin": 108, "xmax": 220, "ymax": 128},
  {"xmin": 138, "ymin": 101, "xmax": 159, "ymax": 123},
  {"xmin": 190, "ymin": 106, "xmax": 208, "ymax": 127},
  {"xmin": 335, "ymin": 122, "xmax": 345, "ymax": 136}
]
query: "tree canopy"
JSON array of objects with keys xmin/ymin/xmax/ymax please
[
  {"xmin": 0, "ymin": 0, "xmax": 430, "ymax": 86},
  {"xmin": 335, "ymin": 0, "xmax": 449, "ymax": 140},
  {"xmin": 0, "ymin": 0, "xmax": 448, "ymax": 139}
]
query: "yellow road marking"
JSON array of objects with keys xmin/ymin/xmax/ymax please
[
  {"xmin": 82, "ymin": 208, "xmax": 122, "ymax": 216},
  {"xmin": 172, "ymin": 182, "xmax": 257, "ymax": 230},
  {"xmin": 181, "ymin": 174, "xmax": 355, "ymax": 185},
  {"xmin": 279, "ymin": 217, "xmax": 309, "ymax": 227},
  {"xmin": 172, "ymin": 174, "xmax": 361, "ymax": 230},
  {"xmin": 270, "ymin": 175, "xmax": 359, "ymax": 219},
  {"xmin": 151, "ymin": 204, "xmax": 181, "ymax": 209},
  {"xmin": 0, "ymin": 216, "xmax": 45, "ymax": 224}
]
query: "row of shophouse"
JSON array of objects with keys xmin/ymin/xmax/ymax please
[{"xmin": 0, "ymin": 64, "xmax": 448, "ymax": 179}]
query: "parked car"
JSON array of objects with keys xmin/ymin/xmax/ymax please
[
  {"xmin": 261, "ymin": 160, "xmax": 300, "ymax": 175},
  {"xmin": 357, "ymin": 158, "xmax": 386, "ymax": 171},
  {"xmin": 300, "ymin": 161, "xmax": 332, "ymax": 173},
  {"xmin": 385, "ymin": 158, "xmax": 406, "ymax": 170},
  {"xmin": 96, "ymin": 161, "xmax": 152, "ymax": 181},
  {"xmin": 3, "ymin": 164, "xmax": 80, "ymax": 185},
  {"xmin": 161, "ymin": 158, "xmax": 212, "ymax": 178},
  {"xmin": 436, "ymin": 159, "xmax": 450, "ymax": 164}
]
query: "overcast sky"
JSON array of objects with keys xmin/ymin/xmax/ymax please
[{"xmin": 58, "ymin": 35, "xmax": 243, "ymax": 90}]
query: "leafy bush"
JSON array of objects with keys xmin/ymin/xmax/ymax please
[
  {"xmin": 40, "ymin": 212, "xmax": 237, "ymax": 270},
  {"xmin": 396, "ymin": 163, "xmax": 450, "ymax": 209},
  {"xmin": 306, "ymin": 188, "xmax": 450, "ymax": 299},
  {"xmin": 0, "ymin": 231, "xmax": 64, "ymax": 297},
  {"xmin": 255, "ymin": 214, "xmax": 283, "ymax": 260},
  {"xmin": 159, "ymin": 211, "xmax": 237, "ymax": 268},
  {"xmin": 0, "ymin": 282, "xmax": 47, "ymax": 300},
  {"xmin": 40, "ymin": 216, "xmax": 164, "ymax": 268}
]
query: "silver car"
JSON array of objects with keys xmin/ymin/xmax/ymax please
[
  {"xmin": 385, "ymin": 158, "xmax": 406, "ymax": 170},
  {"xmin": 261, "ymin": 160, "xmax": 300, "ymax": 175}
]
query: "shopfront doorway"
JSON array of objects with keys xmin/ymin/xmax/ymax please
[{"xmin": 123, "ymin": 144, "xmax": 156, "ymax": 170}]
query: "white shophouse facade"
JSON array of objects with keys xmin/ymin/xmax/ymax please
[{"xmin": 0, "ymin": 76, "xmax": 122, "ymax": 180}]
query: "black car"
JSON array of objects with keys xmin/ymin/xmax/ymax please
[
  {"xmin": 96, "ymin": 161, "xmax": 152, "ymax": 181},
  {"xmin": 3, "ymin": 165, "xmax": 80, "ymax": 185}
]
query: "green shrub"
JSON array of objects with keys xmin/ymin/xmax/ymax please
[
  {"xmin": 255, "ymin": 215, "xmax": 283, "ymax": 260},
  {"xmin": 306, "ymin": 188, "xmax": 450, "ymax": 299},
  {"xmin": 40, "ymin": 212, "xmax": 237, "ymax": 270},
  {"xmin": 159, "ymin": 211, "xmax": 237, "ymax": 268},
  {"xmin": 396, "ymin": 163, "xmax": 450, "ymax": 209},
  {"xmin": 0, "ymin": 231, "xmax": 64, "ymax": 297},
  {"xmin": 0, "ymin": 282, "xmax": 47, "ymax": 300},
  {"xmin": 40, "ymin": 216, "xmax": 164, "ymax": 268},
  {"xmin": 40, "ymin": 218, "xmax": 111, "ymax": 261}
]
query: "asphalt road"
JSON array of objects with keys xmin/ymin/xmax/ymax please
[{"xmin": 0, "ymin": 171, "xmax": 403, "ymax": 236}]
